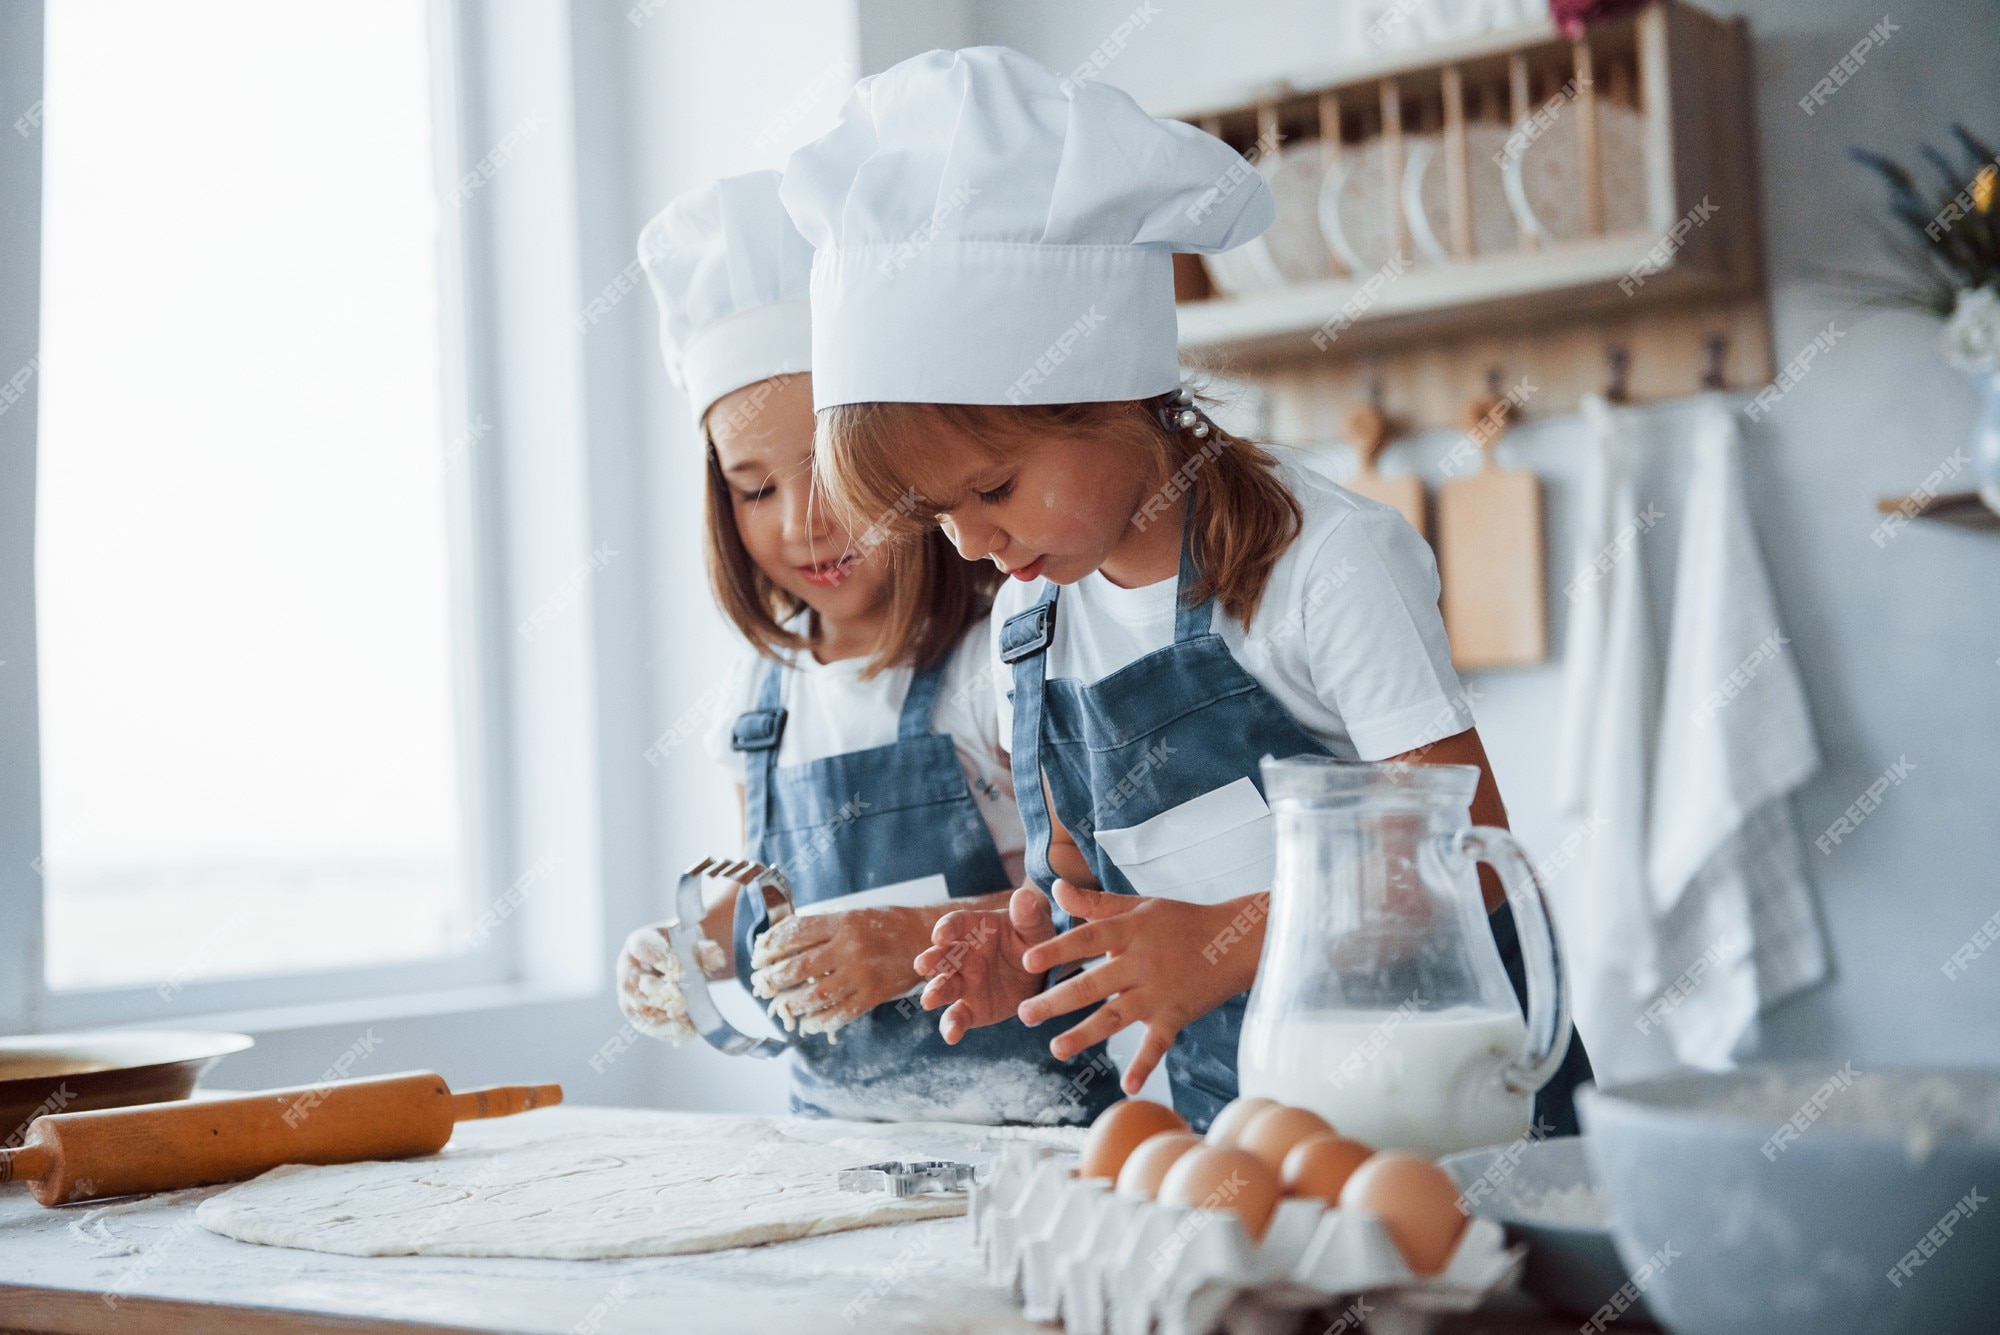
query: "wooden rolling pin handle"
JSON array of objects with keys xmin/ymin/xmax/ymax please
[
  {"xmin": 0, "ymin": 1143, "xmax": 54, "ymax": 1185},
  {"xmin": 6, "ymin": 1072, "xmax": 567, "ymax": 1207},
  {"xmin": 450, "ymin": 1084, "xmax": 564, "ymax": 1122}
]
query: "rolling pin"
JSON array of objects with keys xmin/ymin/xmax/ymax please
[{"xmin": 0, "ymin": 1070, "xmax": 560, "ymax": 1206}]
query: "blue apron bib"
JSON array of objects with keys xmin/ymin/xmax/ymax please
[
  {"xmin": 731, "ymin": 651, "xmax": 1120, "ymax": 1126},
  {"xmin": 1001, "ymin": 508, "xmax": 1591, "ymax": 1133}
]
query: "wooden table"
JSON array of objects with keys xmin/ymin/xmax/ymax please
[{"xmin": 0, "ymin": 1106, "xmax": 1613, "ymax": 1335}]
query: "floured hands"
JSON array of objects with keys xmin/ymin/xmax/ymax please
[
  {"xmin": 749, "ymin": 905, "xmax": 933, "ymax": 1042},
  {"xmin": 617, "ymin": 923, "xmax": 729, "ymax": 1045}
]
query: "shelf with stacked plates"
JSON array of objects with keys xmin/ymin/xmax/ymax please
[{"xmin": 1164, "ymin": 0, "xmax": 1773, "ymax": 437}]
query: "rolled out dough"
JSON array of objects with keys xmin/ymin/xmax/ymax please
[{"xmin": 196, "ymin": 1120, "xmax": 982, "ymax": 1260}]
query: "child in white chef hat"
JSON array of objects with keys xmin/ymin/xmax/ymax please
[
  {"xmin": 616, "ymin": 170, "xmax": 1121, "ymax": 1125},
  {"xmin": 789, "ymin": 48, "xmax": 1590, "ymax": 1133}
]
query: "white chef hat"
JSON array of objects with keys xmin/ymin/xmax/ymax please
[
  {"xmin": 637, "ymin": 170, "xmax": 815, "ymax": 427},
  {"xmin": 780, "ymin": 46, "xmax": 1274, "ymax": 411}
]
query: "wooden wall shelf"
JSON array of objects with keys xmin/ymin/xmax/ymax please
[
  {"xmin": 1874, "ymin": 492, "xmax": 2000, "ymax": 532},
  {"xmin": 1167, "ymin": 0, "xmax": 1771, "ymax": 438},
  {"xmin": 1178, "ymin": 233, "xmax": 1748, "ymax": 361},
  {"xmin": 1243, "ymin": 294, "xmax": 1768, "ymax": 445}
]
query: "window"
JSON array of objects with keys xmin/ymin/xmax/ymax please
[
  {"xmin": 8, "ymin": 0, "xmax": 632, "ymax": 1069},
  {"xmin": 35, "ymin": 0, "xmax": 472, "ymax": 992}
]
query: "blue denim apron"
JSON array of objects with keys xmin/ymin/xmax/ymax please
[
  {"xmin": 1001, "ymin": 512, "xmax": 1591, "ymax": 1133},
  {"xmin": 731, "ymin": 653, "xmax": 1120, "ymax": 1125}
]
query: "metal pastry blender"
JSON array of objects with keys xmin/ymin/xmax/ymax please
[{"xmin": 669, "ymin": 856, "xmax": 796, "ymax": 1058}]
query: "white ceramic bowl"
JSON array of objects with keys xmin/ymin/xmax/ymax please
[
  {"xmin": 1440, "ymin": 1136, "xmax": 1653, "ymax": 1322},
  {"xmin": 1580, "ymin": 1065, "xmax": 2000, "ymax": 1335}
]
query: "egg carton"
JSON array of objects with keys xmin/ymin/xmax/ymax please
[{"xmin": 971, "ymin": 1145, "xmax": 1524, "ymax": 1335}]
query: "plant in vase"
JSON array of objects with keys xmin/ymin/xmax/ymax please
[
  {"xmin": 1943, "ymin": 287, "xmax": 2000, "ymax": 512},
  {"xmin": 1846, "ymin": 125, "xmax": 2000, "ymax": 514}
]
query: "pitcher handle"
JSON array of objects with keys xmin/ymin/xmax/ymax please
[{"xmin": 1456, "ymin": 827, "xmax": 1573, "ymax": 1096}]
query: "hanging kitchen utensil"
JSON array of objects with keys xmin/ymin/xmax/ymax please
[
  {"xmin": 1343, "ymin": 399, "xmax": 1429, "ymax": 539},
  {"xmin": 672, "ymin": 856, "xmax": 796, "ymax": 1058},
  {"xmin": 1437, "ymin": 382, "xmax": 1547, "ymax": 669}
]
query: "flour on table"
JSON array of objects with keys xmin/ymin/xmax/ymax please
[
  {"xmin": 793, "ymin": 1054, "xmax": 1110, "ymax": 1126},
  {"xmin": 196, "ymin": 1123, "xmax": 978, "ymax": 1260}
]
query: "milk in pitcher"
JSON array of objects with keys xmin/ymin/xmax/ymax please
[{"xmin": 1238, "ymin": 1005, "xmax": 1530, "ymax": 1155}]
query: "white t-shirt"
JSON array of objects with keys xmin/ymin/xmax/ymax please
[
  {"xmin": 991, "ymin": 458, "xmax": 1472, "ymax": 764},
  {"xmin": 703, "ymin": 616, "xmax": 1025, "ymax": 886}
]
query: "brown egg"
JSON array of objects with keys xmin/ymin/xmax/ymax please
[
  {"xmin": 1115, "ymin": 1131, "xmax": 1204, "ymax": 1199},
  {"xmin": 1077, "ymin": 1098, "xmax": 1189, "ymax": 1181},
  {"xmin": 1157, "ymin": 1145, "xmax": 1283, "ymax": 1242},
  {"xmin": 1203, "ymin": 1096, "xmax": 1279, "ymax": 1147},
  {"xmin": 1237, "ymin": 1104, "xmax": 1337, "ymax": 1173},
  {"xmin": 1338, "ymin": 1152, "xmax": 1469, "ymax": 1276},
  {"xmin": 1280, "ymin": 1133, "xmax": 1375, "ymax": 1203}
]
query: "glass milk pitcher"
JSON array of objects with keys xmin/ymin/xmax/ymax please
[{"xmin": 1238, "ymin": 757, "xmax": 1572, "ymax": 1155}]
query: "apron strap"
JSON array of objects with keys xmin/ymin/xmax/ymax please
[
  {"xmin": 896, "ymin": 653, "xmax": 949, "ymax": 741},
  {"xmin": 729, "ymin": 658, "xmax": 787, "ymax": 988},
  {"xmin": 731, "ymin": 656, "xmax": 788, "ymax": 858},
  {"xmin": 1000, "ymin": 584, "xmax": 1060, "ymax": 893},
  {"xmin": 751, "ymin": 652, "xmax": 787, "ymax": 711},
  {"xmin": 1172, "ymin": 490, "xmax": 1215, "ymax": 643}
]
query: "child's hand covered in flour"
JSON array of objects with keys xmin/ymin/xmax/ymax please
[
  {"xmin": 617, "ymin": 923, "xmax": 729, "ymax": 1045},
  {"xmin": 750, "ymin": 906, "xmax": 939, "ymax": 1041},
  {"xmin": 1017, "ymin": 880, "xmax": 1268, "ymax": 1094}
]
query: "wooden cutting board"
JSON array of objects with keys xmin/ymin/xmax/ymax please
[
  {"xmin": 1437, "ymin": 396, "xmax": 1547, "ymax": 670},
  {"xmin": 1344, "ymin": 405, "xmax": 1429, "ymax": 540}
]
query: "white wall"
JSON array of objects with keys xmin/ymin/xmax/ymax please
[
  {"xmin": 599, "ymin": 0, "xmax": 1999, "ymax": 1112},
  {"xmin": 608, "ymin": 0, "xmax": 868, "ymax": 1111},
  {"xmin": 972, "ymin": 0, "xmax": 2000, "ymax": 1070}
]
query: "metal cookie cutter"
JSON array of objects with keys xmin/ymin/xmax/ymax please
[
  {"xmin": 668, "ymin": 856, "xmax": 796, "ymax": 1059},
  {"xmin": 837, "ymin": 1160, "xmax": 978, "ymax": 1198}
]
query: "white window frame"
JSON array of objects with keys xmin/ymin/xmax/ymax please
[{"xmin": 1, "ymin": 1, "xmax": 650, "ymax": 1097}]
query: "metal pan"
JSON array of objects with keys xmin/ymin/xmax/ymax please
[{"xmin": 0, "ymin": 1030, "xmax": 253, "ymax": 1143}]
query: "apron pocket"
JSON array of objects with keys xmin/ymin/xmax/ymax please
[{"xmin": 1093, "ymin": 777, "xmax": 1274, "ymax": 905}]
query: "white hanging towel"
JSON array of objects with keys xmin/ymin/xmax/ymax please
[
  {"xmin": 1645, "ymin": 396, "xmax": 1827, "ymax": 1069},
  {"xmin": 1549, "ymin": 395, "xmax": 1680, "ymax": 1085}
]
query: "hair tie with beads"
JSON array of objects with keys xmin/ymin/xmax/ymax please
[{"xmin": 1154, "ymin": 386, "xmax": 1216, "ymax": 440}]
